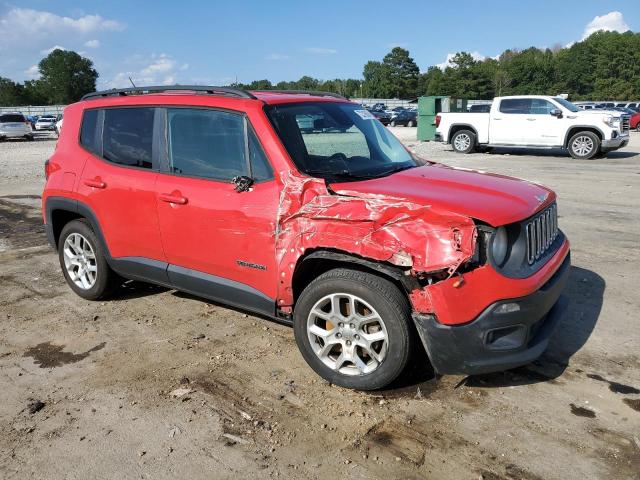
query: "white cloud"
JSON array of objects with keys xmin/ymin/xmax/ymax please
[
  {"xmin": 265, "ymin": 53, "xmax": 290, "ymax": 61},
  {"xmin": 436, "ymin": 51, "xmax": 488, "ymax": 70},
  {"xmin": 103, "ymin": 53, "xmax": 187, "ymax": 88},
  {"xmin": 581, "ymin": 11, "xmax": 630, "ymax": 40},
  {"xmin": 141, "ymin": 54, "xmax": 177, "ymax": 75},
  {"xmin": 306, "ymin": 47, "xmax": 337, "ymax": 55},
  {"xmin": 0, "ymin": 8, "xmax": 124, "ymax": 40},
  {"xmin": 84, "ymin": 39, "xmax": 101, "ymax": 48},
  {"xmin": 40, "ymin": 45, "xmax": 67, "ymax": 55},
  {"xmin": 24, "ymin": 65, "xmax": 40, "ymax": 79}
]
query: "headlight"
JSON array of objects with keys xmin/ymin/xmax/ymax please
[
  {"xmin": 602, "ymin": 115, "xmax": 620, "ymax": 127},
  {"xmin": 491, "ymin": 227, "xmax": 508, "ymax": 266}
]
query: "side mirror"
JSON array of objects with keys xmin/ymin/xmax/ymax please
[
  {"xmin": 232, "ymin": 175, "xmax": 254, "ymax": 193},
  {"xmin": 550, "ymin": 108, "xmax": 563, "ymax": 118}
]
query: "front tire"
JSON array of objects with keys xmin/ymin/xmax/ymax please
[
  {"xmin": 294, "ymin": 268, "xmax": 413, "ymax": 390},
  {"xmin": 58, "ymin": 219, "xmax": 119, "ymax": 300},
  {"xmin": 451, "ymin": 129, "xmax": 476, "ymax": 154},
  {"xmin": 568, "ymin": 131, "xmax": 600, "ymax": 159}
]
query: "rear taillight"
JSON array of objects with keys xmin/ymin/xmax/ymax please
[{"xmin": 435, "ymin": 114, "xmax": 441, "ymax": 127}]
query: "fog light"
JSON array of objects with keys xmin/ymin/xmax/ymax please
[{"xmin": 494, "ymin": 302, "xmax": 520, "ymax": 314}]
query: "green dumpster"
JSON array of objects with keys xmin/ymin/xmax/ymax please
[{"xmin": 417, "ymin": 96, "xmax": 467, "ymax": 141}]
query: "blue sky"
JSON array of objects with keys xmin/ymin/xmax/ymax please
[{"xmin": 0, "ymin": 1, "xmax": 638, "ymax": 88}]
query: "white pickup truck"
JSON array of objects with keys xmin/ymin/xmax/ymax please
[{"xmin": 435, "ymin": 95, "xmax": 630, "ymax": 159}]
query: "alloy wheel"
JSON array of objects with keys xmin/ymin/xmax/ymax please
[
  {"xmin": 306, "ymin": 293, "xmax": 388, "ymax": 376},
  {"xmin": 62, "ymin": 233, "xmax": 97, "ymax": 290},
  {"xmin": 571, "ymin": 135, "xmax": 594, "ymax": 156},
  {"xmin": 454, "ymin": 133, "xmax": 471, "ymax": 152}
]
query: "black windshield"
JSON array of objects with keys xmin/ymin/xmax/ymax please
[
  {"xmin": 265, "ymin": 102, "xmax": 418, "ymax": 182},
  {"xmin": 0, "ymin": 114, "xmax": 25, "ymax": 123}
]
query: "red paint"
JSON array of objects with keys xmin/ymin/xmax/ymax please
[
  {"xmin": 43, "ymin": 90, "xmax": 569, "ymax": 328},
  {"xmin": 332, "ymin": 164, "xmax": 555, "ymax": 227},
  {"xmin": 630, "ymin": 112, "xmax": 640, "ymax": 130}
]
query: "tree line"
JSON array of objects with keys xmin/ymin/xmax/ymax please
[{"xmin": 1, "ymin": 29, "xmax": 639, "ymax": 106}]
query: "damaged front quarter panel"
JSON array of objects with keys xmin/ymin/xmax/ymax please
[{"xmin": 274, "ymin": 171, "xmax": 477, "ymax": 312}]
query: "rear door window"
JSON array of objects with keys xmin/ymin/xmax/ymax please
[
  {"xmin": 103, "ymin": 108, "xmax": 155, "ymax": 168},
  {"xmin": 499, "ymin": 99, "xmax": 531, "ymax": 114}
]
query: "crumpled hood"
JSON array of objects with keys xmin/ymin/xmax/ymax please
[{"xmin": 332, "ymin": 164, "xmax": 555, "ymax": 227}]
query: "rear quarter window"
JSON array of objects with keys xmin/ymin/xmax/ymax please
[{"xmin": 80, "ymin": 110, "xmax": 100, "ymax": 155}]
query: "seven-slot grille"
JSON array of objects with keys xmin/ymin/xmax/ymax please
[
  {"xmin": 621, "ymin": 115, "xmax": 630, "ymax": 133},
  {"xmin": 525, "ymin": 204, "xmax": 558, "ymax": 265}
]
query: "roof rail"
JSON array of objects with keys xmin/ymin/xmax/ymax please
[
  {"xmin": 252, "ymin": 89, "xmax": 347, "ymax": 100},
  {"xmin": 81, "ymin": 85, "xmax": 257, "ymax": 101}
]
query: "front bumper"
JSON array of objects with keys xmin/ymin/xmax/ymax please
[
  {"xmin": 602, "ymin": 133, "xmax": 629, "ymax": 149},
  {"xmin": 412, "ymin": 253, "xmax": 571, "ymax": 375}
]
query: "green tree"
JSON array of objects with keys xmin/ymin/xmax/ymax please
[
  {"xmin": 362, "ymin": 61, "xmax": 390, "ymax": 97},
  {"xmin": 382, "ymin": 47, "xmax": 420, "ymax": 98},
  {"xmin": 0, "ymin": 77, "xmax": 24, "ymax": 106},
  {"xmin": 37, "ymin": 49, "xmax": 98, "ymax": 104}
]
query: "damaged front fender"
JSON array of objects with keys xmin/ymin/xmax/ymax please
[{"xmin": 275, "ymin": 172, "xmax": 477, "ymax": 311}]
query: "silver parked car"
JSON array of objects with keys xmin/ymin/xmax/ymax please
[
  {"xmin": 0, "ymin": 113, "xmax": 34, "ymax": 141},
  {"xmin": 35, "ymin": 115, "xmax": 57, "ymax": 131}
]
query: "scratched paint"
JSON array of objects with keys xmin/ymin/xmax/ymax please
[{"xmin": 273, "ymin": 171, "xmax": 476, "ymax": 313}]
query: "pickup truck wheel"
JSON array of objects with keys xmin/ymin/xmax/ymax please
[
  {"xmin": 568, "ymin": 131, "xmax": 600, "ymax": 159},
  {"xmin": 451, "ymin": 130, "xmax": 476, "ymax": 154},
  {"xmin": 58, "ymin": 219, "xmax": 119, "ymax": 300},
  {"xmin": 407, "ymin": 120, "xmax": 416, "ymax": 127},
  {"xmin": 390, "ymin": 120, "xmax": 397, "ymax": 127},
  {"xmin": 294, "ymin": 268, "xmax": 413, "ymax": 390}
]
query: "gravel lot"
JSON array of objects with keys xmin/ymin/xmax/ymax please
[{"xmin": 1, "ymin": 129, "xmax": 639, "ymax": 479}]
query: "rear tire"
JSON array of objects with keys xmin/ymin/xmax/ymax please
[
  {"xmin": 451, "ymin": 129, "xmax": 476, "ymax": 154},
  {"xmin": 58, "ymin": 219, "xmax": 119, "ymax": 300},
  {"xmin": 568, "ymin": 131, "xmax": 600, "ymax": 159},
  {"xmin": 407, "ymin": 120, "xmax": 416, "ymax": 127},
  {"xmin": 294, "ymin": 268, "xmax": 413, "ymax": 390}
]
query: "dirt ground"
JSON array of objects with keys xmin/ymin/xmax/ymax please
[{"xmin": 1, "ymin": 129, "xmax": 639, "ymax": 480}]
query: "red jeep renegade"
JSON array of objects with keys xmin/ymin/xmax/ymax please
[{"xmin": 43, "ymin": 86, "xmax": 570, "ymax": 390}]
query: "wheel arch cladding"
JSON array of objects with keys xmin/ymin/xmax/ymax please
[
  {"xmin": 274, "ymin": 171, "xmax": 477, "ymax": 313},
  {"xmin": 291, "ymin": 249, "xmax": 419, "ymax": 305},
  {"xmin": 45, "ymin": 197, "xmax": 110, "ymax": 256},
  {"xmin": 449, "ymin": 124, "xmax": 477, "ymax": 143},
  {"xmin": 564, "ymin": 126, "xmax": 603, "ymax": 147}
]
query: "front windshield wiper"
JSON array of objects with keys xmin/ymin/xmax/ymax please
[
  {"xmin": 304, "ymin": 169, "xmax": 371, "ymax": 180},
  {"xmin": 305, "ymin": 164, "xmax": 416, "ymax": 181},
  {"xmin": 363, "ymin": 164, "xmax": 416, "ymax": 178}
]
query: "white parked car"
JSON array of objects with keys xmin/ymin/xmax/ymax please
[
  {"xmin": 435, "ymin": 96, "xmax": 630, "ymax": 159},
  {"xmin": 0, "ymin": 113, "xmax": 34, "ymax": 141},
  {"xmin": 55, "ymin": 115, "xmax": 63, "ymax": 135},
  {"xmin": 35, "ymin": 115, "xmax": 57, "ymax": 131}
]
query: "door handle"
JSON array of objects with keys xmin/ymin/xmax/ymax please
[
  {"xmin": 526, "ymin": 118, "xmax": 536, "ymax": 121},
  {"xmin": 159, "ymin": 192, "xmax": 188, "ymax": 205},
  {"xmin": 83, "ymin": 177, "xmax": 106, "ymax": 189},
  {"xmin": 492, "ymin": 118, "xmax": 502, "ymax": 120}
]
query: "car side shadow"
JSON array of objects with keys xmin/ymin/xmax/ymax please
[
  {"xmin": 486, "ymin": 147, "xmax": 638, "ymax": 159},
  {"xmin": 380, "ymin": 265, "xmax": 604, "ymax": 394}
]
